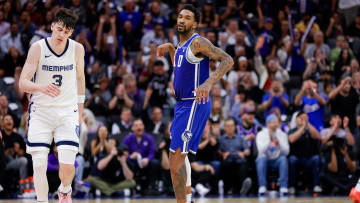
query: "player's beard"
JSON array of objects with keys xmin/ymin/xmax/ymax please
[{"xmin": 177, "ymin": 24, "xmax": 192, "ymax": 35}]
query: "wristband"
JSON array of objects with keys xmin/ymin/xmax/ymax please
[{"xmin": 78, "ymin": 95, "xmax": 85, "ymax": 103}]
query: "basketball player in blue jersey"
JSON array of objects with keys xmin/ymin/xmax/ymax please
[
  {"xmin": 18, "ymin": 8, "xmax": 85, "ymax": 203},
  {"xmin": 157, "ymin": 4, "xmax": 234, "ymax": 203}
]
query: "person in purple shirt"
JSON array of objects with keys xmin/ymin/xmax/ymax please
[{"xmin": 122, "ymin": 118, "xmax": 160, "ymax": 194}]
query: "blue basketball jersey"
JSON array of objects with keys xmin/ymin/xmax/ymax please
[{"xmin": 173, "ymin": 33, "xmax": 210, "ymax": 99}]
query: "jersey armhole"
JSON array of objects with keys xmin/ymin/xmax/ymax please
[{"xmin": 186, "ymin": 37, "xmax": 203, "ymax": 64}]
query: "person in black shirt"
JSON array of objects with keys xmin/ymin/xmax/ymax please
[
  {"xmin": 144, "ymin": 107, "xmax": 167, "ymax": 149},
  {"xmin": 347, "ymin": 14, "xmax": 360, "ymax": 39},
  {"xmin": 143, "ymin": 60, "xmax": 169, "ymax": 110},
  {"xmin": 1, "ymin": 114, "xmax": 28, "ymax": 181},
  {"xmin": 0, "ymin": 131, "xmax": 6, "ymax": 196},
  {"xmin": 288, "ymin": 111, "xmax": 321, "ymax": 194},
  {"xmin": 320, "ymin": 136, "xmax": 357, "ymax": 195},
  {"xmin": 87, "ymin": 145, "xmax": 136, "ymax": 196},
  {"xmin": 192, "ymin": 121, "xmax": 220, "ymax": 195},
  {"xmin": 157, "ymin": 123, "xmax": 172, "ymax": 195},
  {"xmin": 328, "ymin": 77, "xmax": 359, "ymax": 132}
]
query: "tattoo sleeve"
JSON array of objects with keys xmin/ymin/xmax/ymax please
[{"xmin": 190, "ymin": 37, "xmax": 234, "ymax": 85}]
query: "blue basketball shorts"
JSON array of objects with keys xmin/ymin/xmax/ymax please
[{"xmin": 170, "ymin": 99, "xmax": 211, "ymax": 154}]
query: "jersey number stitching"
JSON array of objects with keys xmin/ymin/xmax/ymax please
[
  {"xmin": 177, "ymin": 55, "xmax": 183, "ymax": 67},
  {"xmin": 52, "ymin": 75, "xmax": 63, "ymax": 87}
]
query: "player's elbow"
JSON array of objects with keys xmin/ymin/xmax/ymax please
[
  {"xmin": 225, "ymin": 56, "xmax": 234, "ymax": 70},
  {"xmin": 18, "ymin": 79, "xmax": 26, "ymax": 93}
]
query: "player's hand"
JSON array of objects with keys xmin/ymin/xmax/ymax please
[
  {"xmin": 39, "ymin": 84, "xmax": 60, "ymax": 98},
  {"xmin": 156, "ymin": 43, "xmax": 173, "ymax": 57},
  {"xmin": 193, "ymin": 83, "xmax": 211, "ymax": 104}
]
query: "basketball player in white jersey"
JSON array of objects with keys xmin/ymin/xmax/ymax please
[{"xmin": 18, "ymin": 8, "xmax": 85, "ymax": 203}]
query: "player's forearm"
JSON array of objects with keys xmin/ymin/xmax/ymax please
[
  {"xmin": 204, "ymin": 56, "xmax": 233, "ymax": 86},
  {"xmin": 19, "ymin": 78, "xmax": 40, "ymax": 94},
  {"xmin": 77, "ymin": 75, "xmax": 85, "ymax": 121},
  {"xmin": 167, "ymin": 44, "xmax": 176, "ymax": 65}
]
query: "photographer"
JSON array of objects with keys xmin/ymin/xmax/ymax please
[
  {"xmin": 320, "ymin": 136, "xmax": 357, "ymax": 194},
  {"xmin": 320, "ymin": 114, "xmax": 355, "ymax": 147},
  {"xmin": 87, "ymin": 145, "xmax": 136, "ymax": 196}
]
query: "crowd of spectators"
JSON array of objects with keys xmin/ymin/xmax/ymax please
[{"xmin": 1, "ymin": 0, "xmax": 360, "ymax": 199}]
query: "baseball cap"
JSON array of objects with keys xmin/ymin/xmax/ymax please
[{"xmin": 266, "ymin": 114, "xmax": 278, "ymax": 123}]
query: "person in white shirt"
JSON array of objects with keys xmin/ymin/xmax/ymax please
[{"xmin": 256, "ymin": 114, "xmax": 289, "ymax": 196}]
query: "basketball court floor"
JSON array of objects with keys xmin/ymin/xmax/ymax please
[{"xmin": 0, "ymin": 197, "xmax": 352, "ymax": 203}]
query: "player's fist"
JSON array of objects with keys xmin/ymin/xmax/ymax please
[
  {"xmin": 39, "ymin": 83, "xmax": 60, "ymax": 98},
  {"xmin": 156, "ymin": 43, "xmax": 174, "ymax": 57}
]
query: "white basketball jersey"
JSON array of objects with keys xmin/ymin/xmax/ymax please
[{"xmin": 30, "ymin": 38, "xmax": 77, "ymax": 107}]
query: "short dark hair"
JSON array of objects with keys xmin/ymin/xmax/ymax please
[
  {"xmin": 154, "ymin": 60, "xmax": 164, "ymax": 66},
  {"xmin": 180, "ymin": 4, "xmax": 200, "ymax": 23},
  {"xmin": 53, "ymin": 8, "xmax": 78, "ymax": 30}
]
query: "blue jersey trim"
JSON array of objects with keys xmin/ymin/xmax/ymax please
[
  {"xmin": 56, "ymin": 141, "xmax": 79, "ymax": 147},
  {"xmin": 26, "ymin": 140, "xmax": 51, "ymax": 148},
  {"xmin": 45, "ymin": 38, "xmax": 69, "ymax": 57}
]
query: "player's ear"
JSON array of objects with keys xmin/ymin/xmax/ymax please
[
  {"xmin": 68, "ymin": 29, "xmax": 74, "ymax": 37},
  {"xmin": 193, "ymin": 22, "xmax": 197, "ymax": 29},
  {"xmin": 50, "ymin": 22, "xmax": 55, "ymax": 31}
]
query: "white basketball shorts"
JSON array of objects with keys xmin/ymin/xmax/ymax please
[{"xmin": 26, "ymin": 102, "xmax": 79, "ymax": 154}]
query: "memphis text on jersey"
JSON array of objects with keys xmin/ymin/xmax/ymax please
[{"xmin": 42, "ymin": 64, "xmax": 74, "ymax": 72}]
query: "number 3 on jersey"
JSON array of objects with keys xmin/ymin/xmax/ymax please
[
  {"xmin": 52, "ymin": 75, "xmax": 63, "ymax": 86},
  {"xmin": 177, "ymin": 55, "xmax": 183, "ymax": 67}
]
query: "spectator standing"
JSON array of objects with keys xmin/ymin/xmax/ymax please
[{"xmin": 295, "ymin": 80, "xmax": 328, "ymax": 131}]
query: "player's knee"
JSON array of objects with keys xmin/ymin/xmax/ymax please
[
  {"xmin": 57, "ymin": 148, "xmax": 77, "ymax": 165},
  {"xmin": 32, "ymin": 151, "xmax": 48, "ymax": 171},
  {"xmin": 170, "ymin": 162, "xmax": 182, "ymax": 175}
]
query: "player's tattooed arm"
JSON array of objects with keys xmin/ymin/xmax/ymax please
[
  {"xmin": 190, "ymin": 37, "xmax": 234, "ymax": 103},
  {"xmin": 191, "ymin": 37, "xmax": 234, "ymax": 84}
]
